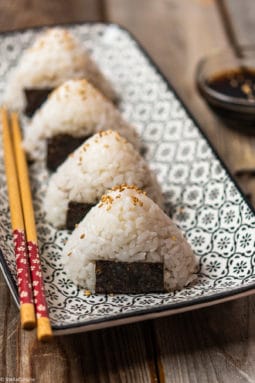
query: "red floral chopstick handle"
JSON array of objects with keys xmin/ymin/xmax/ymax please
[
  {"xmin": 27, "ymin": 241, "xmax": 49, "ymax": 318},
  {"xmin": 13, "ymin": 229, "xmax": 33, "ymax": 305}
]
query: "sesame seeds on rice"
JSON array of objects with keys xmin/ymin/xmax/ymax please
[
  {"xmin": 63, "ymin": 186, "xmax": 198, "ymax": 292},
  {"xmin": 4, "ymin": 27, "xmax": 117, "ymax": 112},
  {"xmin": 23, "ymin": 79, "xmax": 140, "ymax": 159},
  {"xmin": 44, "ymin": 131, "xmax": 163, "ymax": 228}
]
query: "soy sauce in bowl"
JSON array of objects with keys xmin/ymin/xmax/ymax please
[
  {"xmin": 196, "ymin": 48, "xmax": 255, "ymax": 125},
  {"xmin": 208, "ymin": 68, "xmax": 255, "ymax": 101}
]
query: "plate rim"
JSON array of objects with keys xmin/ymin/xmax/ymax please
[{"xmin": 0, "ymin": 21, "xmax": 255, "ymax": 334}]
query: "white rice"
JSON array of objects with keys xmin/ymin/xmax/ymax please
[
  {"xmin": 4, "ymin": 27, "xmax": 116, "ymax": 111},
  {"xmin": 63, "ymin": 185, "xmax": 197, "ymax": 292},
  {"xmin": 44, "ymin": 130, "xmax": 163, "ymax": 228},
  {"xmin": 23, "ymin": 79, "xmax": 140, "ymax": 159}
]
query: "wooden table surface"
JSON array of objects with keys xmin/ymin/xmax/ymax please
[{"xmin": 1, "ymin": 1, "xmax": 255, "ymax": 382}]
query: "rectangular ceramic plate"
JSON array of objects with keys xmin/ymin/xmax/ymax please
[{"xmin": 0, "ymin": 23, "xmax": 255, "ymax": 335}]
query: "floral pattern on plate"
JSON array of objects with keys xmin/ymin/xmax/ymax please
[{"xmin": 0, "ymin": 23, "xmax": 254, "ymax": 332}]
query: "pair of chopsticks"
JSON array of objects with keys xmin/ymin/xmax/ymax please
[{"xmin": 1, "ymin": 108, "xmax": 52, "ymax": 341}]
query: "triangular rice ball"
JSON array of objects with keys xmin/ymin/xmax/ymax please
[
  {"xmin": 4, "ymin": 28, "xmax": 116, "ymax": 113},
  {"xmin": 63, "ymin": 185, "xmax": 197, "ymax": 292},
  {"xmin": 44, "ymin": 130, "xmax": 162, "ymax": 228}
]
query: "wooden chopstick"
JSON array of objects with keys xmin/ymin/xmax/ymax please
[
  {"xmin": 1, "ymin": 107, "xmax": 36, "ymax": 330},
  {"xmin": 11, "ymin": 112, "xmax": 53, "ymax": 342}
]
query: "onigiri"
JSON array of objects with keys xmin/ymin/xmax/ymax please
[
  {"xmin": 4, "ymin": 27, "xmax": 116, "ymax": 114},
  {"xmin": 63, "ymin": 185, "xmax": 197, "ymax": 292},
  {"xmin": 23, "ymin": 79, "xmax": 140, "ymax": 163},
  {"xmin": 44, "ymin": 130, "xmax": 163, "ymax": 229}
]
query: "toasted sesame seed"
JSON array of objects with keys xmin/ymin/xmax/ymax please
[
  {"xmin": 110, "ymin": 184, "xmax": 146, "ymax": 194},
  {"xmin": 84, "ymin": 290, "xmax": 91, "ymax": 297},
  {"xmin": 131, "ymin": 196, "xmax": 143, "ymax": 206},
  {"xmin": 242, "ymin": 83, "xmax": 252, "ymax": 95}
]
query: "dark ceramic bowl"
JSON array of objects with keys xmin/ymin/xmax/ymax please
[{"xmin": 196, "ymin": 47, "xmax": 255, "ymax": 122}]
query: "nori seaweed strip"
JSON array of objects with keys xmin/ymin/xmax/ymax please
[
  {"xmin": 95, "ymin": 260, "xmax": 164, "ymax": 294},
  {"xmin": 46, "ymin": 134, "xmax": 91, "ymax": 171},
  {"xmin": 66, "ymin": 201, "xmax": 95, "ymax": 230},
  {"xmin": 24, "ymin": 88, "xmax": 53, "ymax": 117}
]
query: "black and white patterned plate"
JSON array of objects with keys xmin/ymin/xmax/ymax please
[{"xmin": 0, "ymin": 23, "xmax": 255, "ymax": 335}]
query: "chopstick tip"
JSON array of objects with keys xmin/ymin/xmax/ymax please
[
  {"xmin": 20, "ymin": 303, "xmax": 36, "ymax": 330},
  {"xmin": 37, "ymin": 317, "xmax": 53, "ymax": 342}
]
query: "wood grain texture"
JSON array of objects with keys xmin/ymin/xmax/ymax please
[
  {"xmin": 222, "ymin": 0, "xmax": 255, "ymax": 47},
  {"xmin": 0, "ymin": 278, "xmax": 20, "ymax": 378},
  {"xmin": 105, "ymin": 0, "xmax": 255, "ymax": 207},
  {"xmin": 153, "ymin": 297, "xmax": 255, "ymax": 383},
  {"xmin": 0, "ymin": 0, "xmax": 103, "ymax": 31},
  {"xmin": 1, "ymin": 0, "xmax": 255, "ymax": 382},
  {"xmin": 0, "ymin": 274, "xmax": 158, "ymax": 382},
  {"xmin": 219, "ymin": 0, "xmax": 255, "ymax": 206},
  {"xmin": 29, "ymin": 322, "xmax": 156, "ymax": 383}
]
